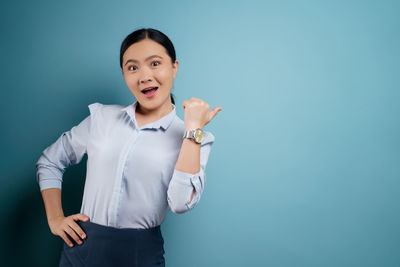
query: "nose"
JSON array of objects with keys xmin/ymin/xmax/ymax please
[
  {"xmin": 139, "ymin": 69, "xmax": 153, "ymax": 84},
  {"xmin": 140, "ymin": 76, "xmax": 152, "ymax": 83}
]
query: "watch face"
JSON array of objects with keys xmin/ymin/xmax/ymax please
[{"xmin": 194, "ymin": 129, "xmax": 204, "ymax": 143}]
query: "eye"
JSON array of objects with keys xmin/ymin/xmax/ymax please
[
  {"xmin": 128, "ymin": 65, "xmax": 137, "ymax": 71},
  {"xmin": 151, "ymin": 61, "xmax": 160, "ymax": 67}
]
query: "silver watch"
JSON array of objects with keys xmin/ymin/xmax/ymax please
[{"xmin": 183, "ymin": 128, "xmax": 204, "ymax": 144}]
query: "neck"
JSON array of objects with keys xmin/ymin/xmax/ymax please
[{"xmin": 136, "ymin": 99, "xmax": 173, "ymax": 120}]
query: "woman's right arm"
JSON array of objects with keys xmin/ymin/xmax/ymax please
[{"xmin": 36, "ymin": 103, "xmax": 101, "ymax": 247}]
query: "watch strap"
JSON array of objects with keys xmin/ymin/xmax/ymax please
[
  {"xmin": 183, "ymin": 128, "xmax": 203, "ymax": 144},
  {"xmin": 183, "ymin": 130, "xmax": 194, "ymax": 139}
]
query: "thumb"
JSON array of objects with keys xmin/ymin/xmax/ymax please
[{"xmin": 209, "ymin": 107, "xmax": 222, "ymax": 121}]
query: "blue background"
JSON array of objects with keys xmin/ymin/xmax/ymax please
[{"xmin": 1, "ymin": 0, "xmax": 399, "ymax": 266}]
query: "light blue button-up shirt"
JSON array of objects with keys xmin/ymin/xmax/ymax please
[{"xmin": 36, "ymin": 101, "xmax": 215, "ymax": 229}]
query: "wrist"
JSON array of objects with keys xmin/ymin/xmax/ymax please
[
  {"xmin": 183, "ymin": 127, "xmax": 204, "ymax": 144},
  {"xmin": 185, "ymin": 124, "xmax": 203, "ymax": 131},
  {"xmin": 48, "ymin": 214, "xmax": 64, "ymax": 223}
]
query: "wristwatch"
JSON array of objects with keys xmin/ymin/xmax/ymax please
[{"xmin": 183, "ymin": 128, "xmax": 204, "ymax": 144}]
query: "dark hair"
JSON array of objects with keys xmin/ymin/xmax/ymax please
[{"xmin": 120, "ymin": 28, "xmax": 176, "ymax": 105}]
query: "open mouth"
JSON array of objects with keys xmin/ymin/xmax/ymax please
[{"xmin": 141, "ymin": 87, "xmax": 158, "ymax": 97}]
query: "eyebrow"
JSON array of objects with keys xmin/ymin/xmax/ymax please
[{"xmin": 124, "ymin": 55, "xmax": 163, "ymax": 66}]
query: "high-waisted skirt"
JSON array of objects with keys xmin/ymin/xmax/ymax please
[{"xmin": 59, "ymin": 220, "xmax": 165, "ymax": 267}]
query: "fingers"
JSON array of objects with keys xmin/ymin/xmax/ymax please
[
  {"xmin": 183, "ymin": 98, "xmax": 207, "ymax": 109},
  {"xmin": 64, "ymin": 224, "xmax": 83, "ymax": 246},
  {"xmin": 73, "ymin": 213, "xmax": 90, "ymax": 222},
  {"xmin": 68, "ymin": 220, "xmax": 87, "ymax": 240},
  {"xmin": 62, "ymin": 214, "xmax": 89, "ymax": 247},
  {"xmin": 70, "ymin": 213, "xmax": 89, "ymax": 239},
  {"xmin": 182, "ymin": 100, "xmax": 187, "ymax": 109},
  {"xmin": 182, "ymin": 98, "xmax": 221, "ymax": 126},
  {"xmin": 59, "ymin": 231, "xmax": 74, "ymax": 248}
]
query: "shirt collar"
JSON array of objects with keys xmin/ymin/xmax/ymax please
[{"xmin": 122, "ymin": 101, "xmax": 176, "ymax": 131}]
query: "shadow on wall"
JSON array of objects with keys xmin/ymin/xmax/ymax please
[{"xmin": 3, "ymin": 157, "xmax": 87, "ymax": 267}]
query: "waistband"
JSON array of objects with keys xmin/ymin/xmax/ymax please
[
  {"xmin": 78, "ymin": 220, "xmax": 161, "ymax": 232},
  {"xmin": 76, "ymin": 220, "xmax": 163, "ymax": 243}
]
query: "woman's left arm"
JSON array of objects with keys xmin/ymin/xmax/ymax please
[{"xmin": 167, "ymin": 98, "xmax": 221, "ymax": 214}]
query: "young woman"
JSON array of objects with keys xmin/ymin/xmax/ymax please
[{"xmin": 36, "ymin": 28, "xmax": 222, "ymax": 266}]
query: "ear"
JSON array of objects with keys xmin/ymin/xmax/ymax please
[{"xmin": 172, "ymin": 60, "xmax": 179, "ymax": 78}]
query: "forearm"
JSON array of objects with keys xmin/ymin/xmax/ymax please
[
  {"xmin": 174, "ymin": 137, "xmax": 201, "ymax": 202},
  {"xmin": 175, "ymin": 138, "xmax": 201, "ymax": 173},
  {"xmin": 41, "ymin": 188, "xmax": 64, "ymax": 223}
]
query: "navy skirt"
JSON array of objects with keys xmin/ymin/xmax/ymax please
[{"xmin": 59, "ymin": 221, "xmax": 165, "ymax": 267}]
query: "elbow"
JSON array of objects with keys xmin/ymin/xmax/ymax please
[
  {"xmin": 170, "ymin": 206, "xmax": 189, "ymax": 215},
  {"xmin": 167, "ymin": 195, "xmax": 190, "ymax": 214},
  {"xmin": 167, "ymin": 170, "xmax": 204, "ymax": 214},
  {"xmin": 167, "ymin": 186, "xmax": 192, "ymax": 214}
]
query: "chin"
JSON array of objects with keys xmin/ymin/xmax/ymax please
[{"xmin": 137, "ymin": 97, "xmax": 164, "ymax": 110}]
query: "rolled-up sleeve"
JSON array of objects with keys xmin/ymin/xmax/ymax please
[
  {"xmin": 35, "ymin": 103, "xmax": 101, "ymax": 191},
  {"xmin": 167, "ymin": 131, "xmax": 215, "ymax": 214}
]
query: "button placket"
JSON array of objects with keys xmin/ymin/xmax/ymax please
[{"xmin": 109, "ymin": 129, "xmax": 141, "ymax": 227}]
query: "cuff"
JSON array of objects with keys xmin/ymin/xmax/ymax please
[
  {"xmin": 38, "ymin": 179, "xmax": 62, "ymax": 191},
  {"xmin": 172, "ymin": 168, "xmax": 205, "ymax": 209}
]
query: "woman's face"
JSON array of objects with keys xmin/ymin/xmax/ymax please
[{"xmin": 122, "ymin": 39, "xmax": 178, "ymax": 111}]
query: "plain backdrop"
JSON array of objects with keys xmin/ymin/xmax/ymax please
[{"xmin": 1, "ymin": 0, "xmax": 399, "ymax": 266}]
